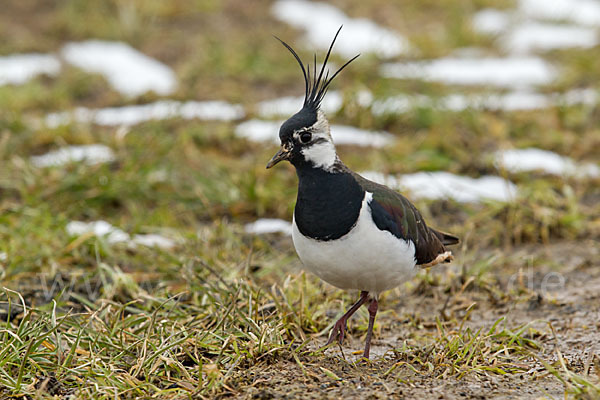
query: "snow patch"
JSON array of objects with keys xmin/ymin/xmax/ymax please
[
  {"xmin": 234, "ymin": 119, "xmax": 393, "ymax": 147},
  {"xmin": 518, "ymin": 0, "xmax": 600, "ymax": 26},
  {"xmin": 502, "ymin": 22, "xmax": 598, "ymax": 53},
  {"xmin": 360, "ymin": 171, "xmax": 518, "ymax": 203},
  {"xmin": 380, "ymin": 57, "xmax": 556, "ymax": 88},
  {"xmin": 370, "ymin": 88, "xmax": 598, "ymax": 115},
  {"xmin": 0, "ymin": 53, "xmax": 61, "ymax": 85},
  {"xmin": 245, "ymin": 219, "xmax": 293, "ymax": 236},
  {"xmin": 30, "ymin": 144, "xmax": 115, "ymax": 167},
  {"xmin": 271, "ymin": 0, "xmax": 409, "ymax": 58},
  {"xmin": 257, "ymin": 91, "xmax": 343, "ymax": 118},
  {"xmin": 45, "ymin": 100, "xmax": 245, "ymax": 128},
  {"xmin": 472, "ymin": 9, "xmax": 513, "ymax": 34},
  {"xmin": 66, "ymin": 220, "xmax": 176, "ymax": 249},
  {"xmin": 495, "ymin": 148, "xmax": 600, "ymax": 178},
  {"xmin": 61, "ymin": 40, "xmax": 177, "ymax": 96},
  {"xmin": 131, "ymin": 234, "xmax": 177, "ymax": 249}
]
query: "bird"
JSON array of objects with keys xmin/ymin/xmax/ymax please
[{"xmin": 266, "ymin": 27, "xmax": 459, "ymax": 359}]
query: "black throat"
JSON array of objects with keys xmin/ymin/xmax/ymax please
[{"xmin": 294, "ymin": 164, "xmax": 365, "ymax": 241}]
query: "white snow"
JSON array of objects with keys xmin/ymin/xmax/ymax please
[
  {"xmin": 0, "ymin": 53, "xmax": 61, "ymax": 85},
  {"xmin": 271, "ymin": 0, "xmax": 409, "ymax": 58},
  {"xmin": 503, "ymin": 22, "xmax": 598, "ymax": 53},
  {"xmin": 131, "ymin": 234, "xmax": 177, "ymax": 249},
  {"xmin": 66, "ymin": 220, "xmax": 176, "ymax": 249},
  {"xmin": 328, "ymin": 125, "xmax": 393, "ymax": 147},
  {"xmin": 244, "ymin": 218, "xmax": 293, "ymax": 236},
  {"xmin": 45, "ymin": 100, "xmax": 245, "ymax": 128},
  {"xmin": 360, "ymin": 171, "xmax": 518, "ymax": 203},
  {"xmin": 61, "ymin": 40, "xmax": 177, "ymax": 97},
  {"xmin": 495, "ymin": 148, "xmax": 600, "ymax": 178},
  {"xmin": 472, "ymin": 9, "xmax": 513, "ymax": 34},
  {"xmin": 518, "ymin": 0, "xmax": 600, "ymax": 26},
  {"xmin": 234, "ymin": 119, "xmax": 394, "ymax": 147},
  {"xmin": 257, "ymin": 91, "xmax": 343, "ymax": 118},
  {"xmin": 66, "ymin": 220, "xmax": 130, "ymax": 244},
  {"xmin": 370, "ymin": 88, "xmax": 598, "ymax": 115},
  {"xmin": 380, "ymin": 57, "xmax": 556, "ymax": 88},
  {"xmin": 473, "ymin": 4, "xmax": 600, "ymax": 54},
  {"xmin": 234, "ymin": 120, "xmax": 280, "ymax": 143},
  {"xmin": 30, "ymin": 144, "xmax": 116, "ymax": 168}
]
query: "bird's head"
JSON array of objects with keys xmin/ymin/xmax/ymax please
[{"xmin": 266, "ymin": 27, "xmax": 359, "ymax": 171}]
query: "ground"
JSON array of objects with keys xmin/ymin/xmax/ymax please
[{"xmin": 1, "ymin": 0, "xmax": 599, "ymax": 399}]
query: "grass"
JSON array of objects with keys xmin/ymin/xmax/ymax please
[{"xmin": 1, "ymin": 0, "xmax": 600, "ymax": 398}]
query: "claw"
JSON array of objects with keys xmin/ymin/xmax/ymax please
[
  {"xmin": 324, "ymin": 291, "xmax": 370, "ymax": 350},
  {"xmin": 326, "ymin": 318, "xmax": 347, "ymax": 346}
]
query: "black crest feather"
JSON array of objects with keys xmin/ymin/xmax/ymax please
[{"xmin": 275, "ymin": 26, "xmax": 360, "ymax": 112}]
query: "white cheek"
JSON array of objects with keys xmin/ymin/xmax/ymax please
[{"xmin": 301, "ymin": 141, "xmax": 336, "ymax": 168}]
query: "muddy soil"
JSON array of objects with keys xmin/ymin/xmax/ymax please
[{"xmin": 227, "ymin": 241, "xmax": 600, "ymax": 399}]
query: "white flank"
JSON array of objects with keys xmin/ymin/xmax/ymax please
[
  {"xmin": 30, "ymin": 144, "xmax": 115, "ymax": 168},
  {"xmin": 495, "ymin": 148, "xmax": 600, "ymax": 178},
  {"xmin": 244, "ymin": 219, "xmax": 293, "ymax": 235},
  {"xmin": 0, "ymin": 53, "xmax": 61, "ymax": 85},
  {"xmin": 360, "ymin": 171, "xmax": 518, "ymax": 203},
  {"xmin": 292, "ymin": 193, "xmax": 417, "ymax": 294},
  {"xmin": 234, "ymin": 119, "xmax": 394, "ymax": 148},
  {"xmin": 271, "ymin": 0, "xmax": 409, "ymax": 58},
  {"xmin": 0, "ymin": 252, "xmax": 7, "ymax": 262},
  {"xmin": 61, "ymin": 40, "xmax": 177, "ymax": 96},
  {"xmin": 380, "ymin": 57, "xmax": 556, "ymax": 88},
  {"xmin": 66, "ymin": 220, "xmax": 176, "ymax": 249},
  {"xmin": 45, "ymin": 100, "xmax": 245, "ymax": 128}
]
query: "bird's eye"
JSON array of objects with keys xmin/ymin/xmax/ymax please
[{"xmin": 299, "ymin": 132, "xmax": 312, "ymax": 144}]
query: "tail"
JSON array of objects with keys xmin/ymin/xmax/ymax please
[{"xmin": 432, "ymin": 229, "xmax": 459, "ymax": 246}]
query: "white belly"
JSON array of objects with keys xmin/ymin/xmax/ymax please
[{"xmin": 292, "ymin": 192, "xmax": 417, "ymax": 295}]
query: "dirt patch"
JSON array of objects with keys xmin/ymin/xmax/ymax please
[{"xmin": 224, "ymin": 242, "xmax": 600, "ymax": 399}]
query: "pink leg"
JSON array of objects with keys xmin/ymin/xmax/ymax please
[
  {"xmin": 326, "ymin": 291, "xmax": 370, "ymax": 346},
  {"xmin": 362, "ymin": 297, "xmax": 378, "ymax": 359}
]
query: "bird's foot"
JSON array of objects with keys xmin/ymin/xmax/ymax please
[{"xmin": 326, "ymin": 318, "xmax": 347, "ymax": 346}]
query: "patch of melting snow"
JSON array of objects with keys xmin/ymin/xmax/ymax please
[
  {"xmin": 472, "ymin": 10, "xmax": 599, "ymax": 53},
  {"xmin": 380, "ymin": 57, "xmax": 556, "ymax": 88},
  {"xmin": 504, "ymin": 22, "xmax": 598, "ymax": 53},
  {"xmin": 234, "ymin": 119, "xmax": 394, "ymax": 148},
  {"xmin": 30, "ymin": 144, "xmax": 116, "ymax": 167},
  {"xmin": 45, "ymin": 100, "xmax": 245, "ymax": 128},
  {"xmin": 495, "ymin": 148, "xmax": 600, "ymax": 178},
  {"xmin": 360, "ymin": 171, "xmax": 518, "ymax": 203},
  {"xmin": 66, "ymin": 220, "xmax": 176, "ymax": 249},
  {"xmin": 244, "ymin": 219, "xmax": 293, "ymax": 236},
  {"xmin": 257, "ymin": 91, "xmax": 343, "ymax": 118},
  {"xmin": 257, "ymin": 90, "xmax": 373, "ymax": 118},
  {"xmin": 0, "ymin": 53, "xmax": 61, "ymax": 85},
  {"xmin": 271, "ymin": 0, "xmax": 409, "ymax": 58},
  {"xmin": 472, "ymin": 9, "xmax": 513, "ymax": 34},
  {"xmin": 131, "ymin": 234, "xmax": 177, "ymax": 248},
  {"xmin": 519, "ymin": 0, "xmax": 600, "ymax": 26},
  {"xmin": 61, "ymin": 40, "xmax": 177, "ymax": 97},
  {"xmin": 370, "ymin": 88, "xmax": 598, "ymax": 115}
]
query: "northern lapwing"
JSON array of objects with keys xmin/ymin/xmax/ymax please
[{"xmin": 266, "ymin": 27, "xmax": 459, "ymax": 359}]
